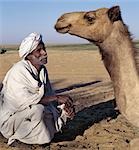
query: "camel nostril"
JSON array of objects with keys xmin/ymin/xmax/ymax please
[
  {"xmin": 68, "ymin": 24, "xmax": 72, "ymax": 28},
  {"xmin": 58, "ymin": 15, "xmax": 65, "ymax": 22}
]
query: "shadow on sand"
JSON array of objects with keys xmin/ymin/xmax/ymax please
[
  {"xmin": 53, "ymin": 99, "xmax": 119, "ymax": 142},
  {"xmin": 55, "ymin": 80, "xmax": 101, "ymax": 94},
  {"xmin": 51, "ymin": 80, "xmax": 117, "ymax": 142}
]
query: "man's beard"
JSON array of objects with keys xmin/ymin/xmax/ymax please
[{"xmin": 39, "ymin": 56, "xmax": 48, "ymax": 64}]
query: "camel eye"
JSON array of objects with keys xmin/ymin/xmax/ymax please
[
  {"xmin": 88, "ymin": 17, "xmax": 94, "ymax": 22},
  {"xmin": 84, "ymin": 14, "xmax": 95, "ymax": 24}
]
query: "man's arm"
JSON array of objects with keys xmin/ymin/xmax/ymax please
[
  {"xmin": 39, "ymin": 94, "xmax": 75, "ymax": 118},
  {"xmin": 39, "ymin": 94, "xmax": 72, "ymax": 105},
  {"xmin": 39, "ymin": 95, "xmax": 57, "ymax": 105}
]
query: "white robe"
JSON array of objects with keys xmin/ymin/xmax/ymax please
[{"xmin": 0, "ymin": 60, "xmax": 67, "ymax": 145}]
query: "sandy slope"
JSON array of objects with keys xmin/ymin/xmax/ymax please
[{"xmin": 0, "ymin": 50, "xmax": 139, "ymax": 150}]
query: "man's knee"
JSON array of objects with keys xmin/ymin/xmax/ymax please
[{"xmin": 30, "ymin": 104, "xmax": 45, "ymax": 120}]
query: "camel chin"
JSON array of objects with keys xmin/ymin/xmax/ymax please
[{"xmin": 56, "ymin": 27, "xmax": 69, "ymax": 34}]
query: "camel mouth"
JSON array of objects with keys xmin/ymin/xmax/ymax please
[{"xmin": 55, "ymin": 24, "xmax": 71, "ymax": 34}]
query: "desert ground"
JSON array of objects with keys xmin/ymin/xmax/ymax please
[{"xmin": 0, "ymin": 44, "xmax": 139, "ymax": 150}]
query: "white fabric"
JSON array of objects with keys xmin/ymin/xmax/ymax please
[
  {"xmin": 0, "ymin": 60, "xmax": 67, "ymax": 145},
  {"xmin": 19, "ymin": 32, "xmax": 42, "ymax": 58}
]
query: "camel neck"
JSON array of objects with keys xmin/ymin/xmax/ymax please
[
  {"xmin": 100, "ymin": 38, "xmax": 138, "ymax": 80},
  {"xmin": 99, "ymin": 37, "xmax": 139, "ymax": 114}
]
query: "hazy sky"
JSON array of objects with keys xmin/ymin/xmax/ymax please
[{"xmin": 0, "ymin": 0, "xmax": 139, "ymax": 45}]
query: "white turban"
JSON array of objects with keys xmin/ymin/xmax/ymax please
[{"xmin": 19, "ymin": 32, "xmax": 42, "ymax": 58}]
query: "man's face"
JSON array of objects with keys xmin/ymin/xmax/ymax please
[{"xmin": 31, "ymin": 43, "xmax": 48, "ymax": 64}]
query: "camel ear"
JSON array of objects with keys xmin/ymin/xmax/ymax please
[{"xmin": 108, "ymin": 6, "xmax": 122, "ymax": 22}]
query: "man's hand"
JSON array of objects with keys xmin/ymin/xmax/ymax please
[
  {"xmin": 56, "ymin": 95, "xmax": 75, "ymax": 119},
  {"xmin": 40, "ymin": 94, "xmax": 75, "ymax": 119},
  {"xmin": 56, "ymin": 95, "xmax": 73, "ymax": 106}
]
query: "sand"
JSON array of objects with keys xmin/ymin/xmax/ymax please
[{"xmin": 0, "ymin": 49, "xmax": 139, "ymax": 150}]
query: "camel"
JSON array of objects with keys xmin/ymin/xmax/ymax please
[{"xmin": 55, "ymin": 6, "xmax": 139, "ymax": 149}]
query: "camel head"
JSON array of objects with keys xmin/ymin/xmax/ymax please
[{"xmin": 55, "ymin": 6, "xmax": 123, "ymax": 44}]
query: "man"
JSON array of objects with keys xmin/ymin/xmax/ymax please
[{"xmin": 0, "ymin": 32, "xmax": 75, "ymax": 145}]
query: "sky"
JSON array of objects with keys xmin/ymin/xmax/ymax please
[{"xmin": 0, "ymin": 0, "xmax": 139, "ymax": 45}]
